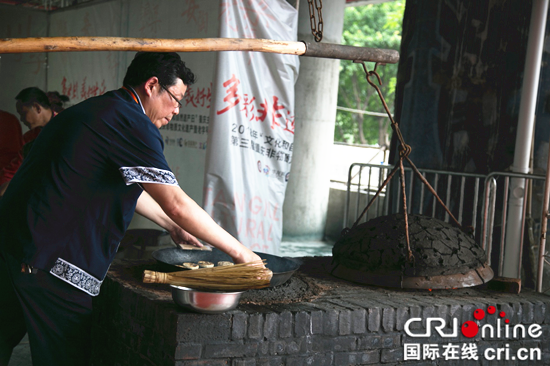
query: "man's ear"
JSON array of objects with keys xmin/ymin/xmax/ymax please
[
  {"xmin": 143, "ymin": 77, "xmax": 160, "ymax": 97},
  {"xmin": 33, "ymin": 103, "xmax": 42, "ymax": 114}
]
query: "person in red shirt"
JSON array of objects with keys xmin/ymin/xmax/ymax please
[
  {"xmin": 0, "ymin": 88, "xmax": 67, "ymax": 196},
  {"xmin": 0, "ymin": 110, "xmax": 23, "ymax": 174}
]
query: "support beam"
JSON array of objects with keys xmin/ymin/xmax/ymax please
[{"xmin": 0, "ymin": 36, "xmax": 399, "ymax": 63}]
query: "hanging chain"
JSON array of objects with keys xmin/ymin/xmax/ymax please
[
  {"xmin": 348, "ymin": 61, "xmax": 464, "ymax": 263},
  {"xmin": 307, "ymin": 0, "xmax": 323, "ymax": 42}
]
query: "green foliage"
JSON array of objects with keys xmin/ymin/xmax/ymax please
[{"xmin": 336, "ymin": 1, "xmax": 404, "ymax": 146}]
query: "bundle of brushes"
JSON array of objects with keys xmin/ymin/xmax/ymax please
[{"xmin": 143, "ymin": 260, "xmax": 272, "ymax": 291}]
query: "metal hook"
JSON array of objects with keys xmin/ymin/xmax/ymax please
[{"xmin": 354, "ymin": 61, "xmax": 384, "ymax": 88}]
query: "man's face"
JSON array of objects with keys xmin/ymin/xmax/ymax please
[
  {"xmin": 146, "ymin": 78, "xmax": 187, "ymax": 129},
  {"xmin": 16, "ymin": 100, "xmax": 39, "ymax": 129}
]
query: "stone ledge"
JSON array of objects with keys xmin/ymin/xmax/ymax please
[{"xmin": 91, "ymin": 256, "xmax": 550, "ymax": 365}]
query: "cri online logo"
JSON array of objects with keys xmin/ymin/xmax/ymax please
[{"xmin": 404, "ymin": 305, "xmax": 542, "ymax": 340}]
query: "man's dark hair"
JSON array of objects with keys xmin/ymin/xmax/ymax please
[
  {"xmin": 123, "ymin": 52, "xmax": 195, "ymax": 88},
  {"xmin": 15, "ymin": 87, "xmax": 52, "ymax": 109},
  {"xmin": 46, "ymin": 91, "xmax": 70, "ymax": 113}
]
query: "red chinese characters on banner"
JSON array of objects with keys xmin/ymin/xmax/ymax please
[
  {"xmin": 217, "ymin": 75, "xmax": 241, "ymax": 115},
  {"xmin": 61, "ymin": 77, "xmax": 107, "ymax": 101},
  {"xmin": 184, "ymin": 83, "xmax": 212, "ymax": 109},
  {"xmin": 216, "ymin": 75, "xmax": 295, "ymax": 134}
]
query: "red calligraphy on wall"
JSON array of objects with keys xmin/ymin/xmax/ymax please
[
  {"xmin": 61, "ymin": 77, "xmax": 106, "ymax": 101},
  {"xmin": 216, "ymin": 76, "xmax": 295, "ymax": 134}
]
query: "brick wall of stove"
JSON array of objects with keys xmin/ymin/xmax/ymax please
[{"xmin": 91, "ymin": 275, "xmax": 550, "ymax": 366}]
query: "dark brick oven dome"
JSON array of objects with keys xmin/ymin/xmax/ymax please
[{"xmin": 332, "ymin": 214, "xmax": 488, "ymax": 278}]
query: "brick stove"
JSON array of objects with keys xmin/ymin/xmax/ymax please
[{"xmin": 91, "ymin": 255, "xmax": 550, "ymax": 365}]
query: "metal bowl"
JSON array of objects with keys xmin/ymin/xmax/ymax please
[{"xmin": 170, "ymin": 285, "xmax": 243, "ymax": 314}]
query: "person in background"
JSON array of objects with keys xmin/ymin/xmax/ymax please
[
  {"xmin": 0, "ymin": 110, "xmax": 23, "ymax": 174},
  {"xmin": 46, "ymin": 90, "xmax": 70, "ymax": 114},
  {"xmin": 0, "ymin": 52, "xmax": 261, "ymax": 366},
  {"xmin": 0, "ymin": 88, "xmax": 68, "ymax": 196}
]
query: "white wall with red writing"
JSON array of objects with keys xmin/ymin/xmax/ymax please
[
  {"xmin": 0, "ymin": 0, "xmax": 221, "ymax": 233},
  {"xmin": 48, "ymin": 2, "xmax": 121, "ymax": 106}
]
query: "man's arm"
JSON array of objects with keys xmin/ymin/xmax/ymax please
[
  {"xmin": 140, "ymin": 183, "xmax": 262, "ymax": 264},
  {"xmin": 135, "ymin": 190, "xmax": 203, "ymax": 248}
]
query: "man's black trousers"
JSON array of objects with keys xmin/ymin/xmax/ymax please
[{"xmin": 0, "ymin": 251, "xmax": 93, "ymax": 366}]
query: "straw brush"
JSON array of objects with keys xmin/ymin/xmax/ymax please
[{"xmin": 143, "ymin": 260, "xmax": 272, "ymax": 291}]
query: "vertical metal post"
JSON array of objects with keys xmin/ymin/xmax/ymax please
[
  {"xmin": 407, "ymin": 170, "xmax": 413, "ymax": 214},
  {"xmin": 518, "ymin": 180, "xmax": 529, "ymax": 278},
  {"xmin": 432, "ymin": 174, "xmax": 439, "ymax": 216},
  {"xmin": 472, "ymin": 178, "xmax": 480, "ymax": 235},
  {"xmin": 343, "ymin": 163, "xmax": 354, "ymax": 229},
  {"xmin": 537, "ymin": 141, "xmax": 550, "ymax": 292},
  {"xmin": 445, "ymin": 176, "xmax": 452, "ymax": 223},
  {"xmin": 367, "ymin": 166, "xmax": 373, "ymax": 221},
  {"xmin": 355, "ymin": 166, "xmax": 363, "ymax": 222},
  {"xmin": 458, "ymin": 176, "xmax": 466, "ymax": 224},
  {"xmin": 419, "ymin": 173, "xmax": 426, "ymax": 215},
  {"xmin": 499, "ymin": 177, "xmax": 510, "ymax": 276},
  {"xmin": 504, "ymin": 0, "xmax": 549, "ymax": 278}
]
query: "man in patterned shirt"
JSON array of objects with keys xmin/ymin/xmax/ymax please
[{"xmin": 0, "ymin": 52, "xmax": 262, "ymax": 366}]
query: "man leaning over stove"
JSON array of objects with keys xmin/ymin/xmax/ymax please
[{"xmin": 0, "ymin": 52, "xmax": 261, "ymax": 366}]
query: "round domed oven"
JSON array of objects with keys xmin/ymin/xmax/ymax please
[{"xmin": 332, "ymin": 214, "xmax": 493, "ymax": 289}]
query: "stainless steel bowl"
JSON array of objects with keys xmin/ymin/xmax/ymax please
[{"xmin": 170, "ymin": 285, "xmax": 243, "ymax": 314}]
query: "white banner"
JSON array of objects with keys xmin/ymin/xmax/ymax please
[{"xmin": 204, "ymin": 0, "xmax": 299, "ymax": 254}]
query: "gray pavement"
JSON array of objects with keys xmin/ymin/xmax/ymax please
[{"xmin": 7, "ymin": 334, "xmax": 31, "ymax": 366}]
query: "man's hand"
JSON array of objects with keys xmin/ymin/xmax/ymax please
[
  {"xmin": 231, "ymin": 248, "xmax": 263, "ymax": 265},
  {"xmin": 141, "ymin": 183, "xmax": 264, "ymax": 267},
  {"xmin": 169, "ymin": 227, "xmax": 203, "ymax": 248}
]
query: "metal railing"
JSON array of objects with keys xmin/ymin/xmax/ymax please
[
  {"xmin": 344, "ymin": 163, "xmax": 548, "ymax": 291},
  {"xmin": 344, "ymin": 163, "xmax": 486, "ymax": 234},
  {"xmin": 481, "ymin": 172, "xmax": 546, "ymax": 278}
]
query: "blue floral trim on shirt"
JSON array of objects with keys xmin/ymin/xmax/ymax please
[
  {"xmin": 50, "ymin": 258, "xmax": 102, "ymax": 296},
  {"xmin": 119, "ymin": 166, "xmax": 178, "ymax": 186}
]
